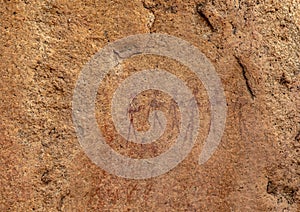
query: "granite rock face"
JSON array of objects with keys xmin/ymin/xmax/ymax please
[{"xmin": 1, "ymin": 0, "xmax": 299, "ymax": 211}]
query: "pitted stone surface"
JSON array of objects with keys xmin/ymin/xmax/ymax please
[{"xmin": 1, "ymin": 0, "xmax": 299, "ymax": 211}]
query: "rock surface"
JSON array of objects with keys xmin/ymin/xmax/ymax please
[{"xmin": 1, "ymin": 0, "xmax": 299, "ymax": 211}]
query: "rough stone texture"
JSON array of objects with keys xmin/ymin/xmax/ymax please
[{"xmin": 0, "ymin": 0, "xmax": 299, "ymax": 211}]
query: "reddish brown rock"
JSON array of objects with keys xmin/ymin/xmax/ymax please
[{"xmin": 1, "ymin": 0, "xmax": 299, "ymax": 211}]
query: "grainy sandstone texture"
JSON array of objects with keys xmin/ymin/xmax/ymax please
[{"xmin": 1, "ymin": 0, "xmax": 299, "ymax": 211}]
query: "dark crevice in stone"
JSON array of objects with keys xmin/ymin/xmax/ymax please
[
  {"xmin": 235, "ymin": 56, "xmax": 256, "ymax": 99},
  {"xmin": 196, "ymin": 3, "xmax": 215, "ymax": 32}
]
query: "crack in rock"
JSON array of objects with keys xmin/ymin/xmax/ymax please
[{"xmin": 235, "ymin": 55, "xmax": 256, "ymax": 99}]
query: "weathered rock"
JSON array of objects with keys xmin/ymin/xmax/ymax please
[{"xmin": 1, "ymin": 0, "xmax": 299, "ymax": 211}]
